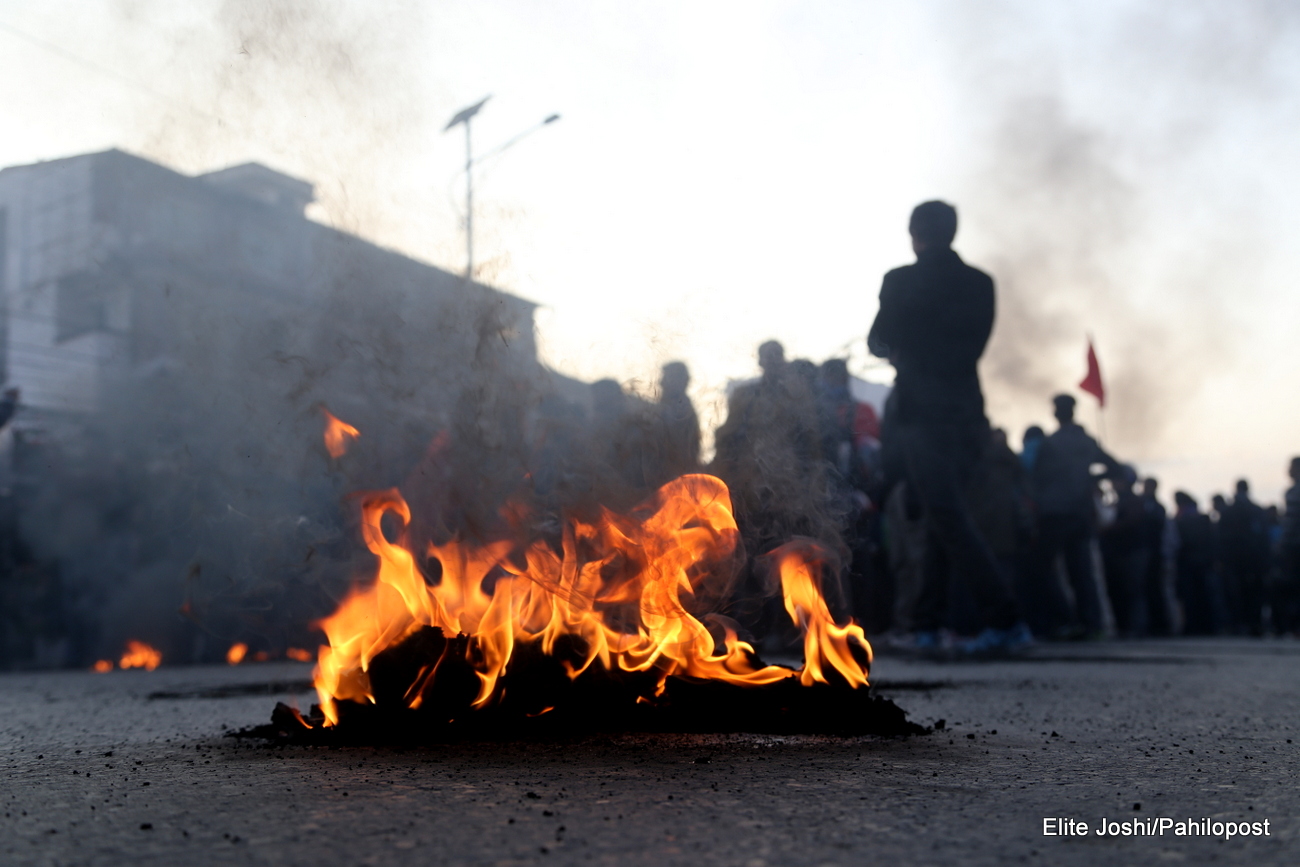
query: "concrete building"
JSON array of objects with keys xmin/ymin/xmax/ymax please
[{"xmin": 0, "ymin": 149, "xmax": 583, "ymax": 667}]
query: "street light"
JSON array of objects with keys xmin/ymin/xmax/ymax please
[{"xmin": 444, "ymin": 98, "xmax": 560, "ymax": 282}]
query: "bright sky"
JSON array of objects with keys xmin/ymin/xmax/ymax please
[{"xmin": 2, "ymin": 1, "xmax": 1298, "ymax": 504}]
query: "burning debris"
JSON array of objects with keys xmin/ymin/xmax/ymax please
[
  {"xmin": 246, "ymin": 474, "xmax": 922, "ymax": 741},
  {"xmin": 321, "ymin": 406, "xmax": 361, "ymax": 460},
  {"xmin": 93, "ymin": 640, "xmax": 163, "ymax": 672}
]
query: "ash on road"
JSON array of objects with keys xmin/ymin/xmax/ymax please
[{"xmin": 2, "ymin": 639, "xmax": 1296, "ymax": 866}]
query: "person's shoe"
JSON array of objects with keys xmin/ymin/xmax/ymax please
[{"xmin": 960, "ymin": 622, "xmax": 1035, "ymax": 658}]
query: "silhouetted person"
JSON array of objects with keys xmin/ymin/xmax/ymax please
[
  {"xmin": 646, "ymin": 361, "xmax": 701, "ymax": 488},
  {"xmin": 867, "ymin": 200, "xmax": 1028, "ymax": 653},
  {"xmin": 815, "ymin": 359, "xmax": 864, "ymax": 495},
  {"xmin": 1139, "ymin": 477, "xmax": 1175, "ymax": 635},
  {"xmin": 1030, "ymin": 393, "xmax": 1121, "ymax": 638},
  {"xmin": 965, "ymin": 428, "xmax": 1034, "ymax": 637},
  {"xmin": 1020, "ymin": 425, "xmax": 1046, "ymax": 474},
  {"xmin": 1173, "ymin": 491, "xmax": 1218, "ymax": 635},
  {"xmin": 713, "ymin": 341, "xmax": 830, "ymax": 640},
  {"xmin": 1276, "ymin": 457, "xmax": 1300, "ymax": 635},
  {"xmin": 817, "ymin": 359, "xmax": 887, "ymax": 631},
  {"xmin": 1101, "ymin": 465, "xmax": 1149, "ymax": 637},
  {"xmin": 1219, "ymin": 479, "xmax": 1268, "ymax": 635}
]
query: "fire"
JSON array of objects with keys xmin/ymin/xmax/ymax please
[
  {"xmin": 322, "ymin": 407, "xmax": 360, "ymax": 459},
  {"xmin": 286, "ymin": 647, "xmax": 314, "ymax": 662},
  {"xmin": 312, "ymin": 474, "xmax": 871, "ymax": 726},
  {"xmin": 119, "ymin": 640, "xmax": 162, "ymax": 671},
  {"xmin": 92, "ymin": 659, "xmax": 113, "ymax": 673},
  {"xmin": 226, "ymin": 642, "xmax": 248, "ymax": 665}
]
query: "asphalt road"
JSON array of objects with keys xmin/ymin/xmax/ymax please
[{"xmin": 2, "ymin": 638, "xmax": 1297, "ymax": 866}]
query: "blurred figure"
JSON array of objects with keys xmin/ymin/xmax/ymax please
[
  {"xmin": 1219, "ymin": 479, "xmax": 1268, "ymax": 635},
  {"xmin": 645, "ymin": 361, "xmax": 701, "ymax": 487},
  {"xmin": 1139, "ymin": 477, "xmax": 1176, "ymax": 636},
  {"xmin": 965, "ymin": 428, "xmax": 1034, "ymax": 636},
  {"xmin": 817, "ymin": 359, "xmax": 888, "ymax": 631},
  {"xmin": 713, "ymin": 340, "xmax": 829, "ymax": 638},
  {"xmin": 867, "ymin": 200, "xmax": 1028, "ymax": 654},
  {"xmin": 1100, "ymin": 465, "xmax": 1149, "ymax": 637},
  {"xmin": 815, "ymin": 359, "xmax": 877, "ymax": 499},
  {"xmin": 1274, "ymin": 457, "xmax": 1300, "ymax": 635},
  {"xmin": 1020, "ymin": 425, "xmax": 1046, "ymax": 475},
  {"xmin": 1029, "ymin": 393, "xmax": 1122, "ymax": 639},
  {"xmin": 1173, "ymin": 491, "xmax": 1219, "ymax": 635},
  {"xmin": 587, "ymin": 378, "xmax": 647, "ymax": 502}
]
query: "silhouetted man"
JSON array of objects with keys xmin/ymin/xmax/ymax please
[
  {"xmin": 1220, "ymin": 479, "xmax": 1267, "ymax": 634},
  {"xmin": 867, "ymin": 200, "xmax": 1029, "ymax": 654},
  {"xmin": 1101, "ymin": 465, "xmax": 1148, "ymax": 637},
  {"xmin": 1276, "ymin": 458, "xmax": 1300, "ymax": 634},
  {"xmin": 1139, "ymin": 477, "xmax": 1174, "ymax": 635},
  {"xmin": 646, "ymin": 361, "xmax": 701, "ymax": 487},
  {"xmin": 1030, "ymin": 393, "xmax": 1121, "ymax": 638},
  {"xmin": 1173, "ymin": 491, "xmax": 1218, "ymax": 635},
  {"xmin": 713, "ymin": 341, "xmax": 830, "ymax": 641}
]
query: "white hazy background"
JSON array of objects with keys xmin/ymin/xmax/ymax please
[{"xmin": 1, "ymin": 0, "xmax": 1297, "ymax": 504}]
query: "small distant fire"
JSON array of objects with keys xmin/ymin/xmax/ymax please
[
  {"xmin": 308, "ymin": 473, "xmax": 872, "ymax": 731},
  {"xmin": 321, "ymin": 407, "xmax": 360, "ymax": 459},
  {"xmin": 226, "ymin": 642, "xmax": 248, "ymax": 665},
  {"xmin": 117, "ymin": 640, "xmax": 162, "ymax": 671},
  {"xmin": 286, "ymin": 647, "xmax": 314, "ymax": 662}
]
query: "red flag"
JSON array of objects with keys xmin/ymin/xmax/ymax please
[{"xmin": 1079, "ymin": 338, "xmax": 1105, "ymax": 407}]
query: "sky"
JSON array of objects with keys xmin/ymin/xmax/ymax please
[{"xmin": 1, "ymin": 0, "xmax": 1298, "ymax": 504}]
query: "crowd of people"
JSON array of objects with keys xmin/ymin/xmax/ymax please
[
  {"xmin": 554, "ymin": 199, "xmax": 1300, "ymax": 655},
  {"xmin": 601, "ymin": 350, "xmax": 1300, "ymax": 654}
]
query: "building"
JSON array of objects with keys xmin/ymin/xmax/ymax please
[{"xmin": 0, "ymin": 149, "xmax": 582, "ymax": 667}]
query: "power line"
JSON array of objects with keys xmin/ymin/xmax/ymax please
[{"xmin": 0, "ymin": 21, "xmax": 223, "ymax": 126}]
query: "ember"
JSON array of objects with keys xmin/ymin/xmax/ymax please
[
  {"xmin": 254, "ymin": 473, "xmax": 921, "ymax": 741},
  {"xmin": 226, "ymin": 642, "xmax": 248, "ymax": 665},
  {"xmin": 321, "ymin": 406, "xmax": 360, "ymax": 459},
  {"xmin": 118, "ymin": 640, "xmax": 162, "ymax": 671}
]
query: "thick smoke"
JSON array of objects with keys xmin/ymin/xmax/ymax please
[
  {"xmin": 970, "ymin": 95, "xmax": 1235, "ymax": 453},
  {"xmin": 941, "ymin": 1, "xmax": 1300, "ymax": 469}
]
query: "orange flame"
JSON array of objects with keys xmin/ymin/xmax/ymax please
[
  {"xmin": 119, "ymin": 640, "xmax": 162, "ymax": 671},
  {"xmin": 286, "ymin": 647, "xmax": 314, "ymax": 662},
  {"xmin": 226, "ymin": 642, "xmax": 248, "ymax": 665},
  {"xmin": 322, "ymin": 407, "xmax": 360, "ymax": 459},
  {"xmin": 312, "ymin": 475, "xmax": 871, "ymax": 726},
  {"xmin": 92, "ymin": 659, "xmax": 113, "ymax": 673}
]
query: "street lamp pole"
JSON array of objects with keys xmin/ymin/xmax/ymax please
[
  {"xmin": 444, "ymin": 96, "xmax": 491, "ymax": 281},
  {"xmin": 444, "ymin": 98, "xmax": 561, "ymax": 284}
]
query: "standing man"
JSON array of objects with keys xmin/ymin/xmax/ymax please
[
  {"xmin": 868, "ymin": 200, "xmax": 1030, "ymax": 654},
  {"xmin": 1030, "ymin": 394, "xmax": 1121, "ymax": 638},
  {"xmin": 1219, "ymin": 479, "xmax": 1268, "ymax": 635},
  {"xmin": 1275, "ymin": 458, "xmax": 1300, "ymax": 635}
]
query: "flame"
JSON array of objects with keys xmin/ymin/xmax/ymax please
[
  {"xmin": 226, "ymin": 642, "xmax": 248, "ymax": 665},
  {"xmin": 286, "ymin": 647, "xmax": 314, "ymax": 662},
  {"xmin": 312, "ymin": 474, "xmax": 871, "ymax": 725},
  {"xmin": 119, "ymin": 640, "xmax": 162, "ymax": 671},
  {"xmin": 322, "ymin": 407, "xmax": 360, "ymax": 459},
  {"xmin": 92, "ymin": 659, "xmax": 113, "ymax": 673}
]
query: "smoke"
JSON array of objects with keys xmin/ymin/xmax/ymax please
[
  {"xmin": 970, "ymin": 94, "xmax": 1235, "ymax": 453},
  {"xmin": 120, "ymin": 0, "xmax": 450, "ymax": 250},
  {"xmin": 941, "ymin": 1, "xmax": 1300, "ymax": 468}
]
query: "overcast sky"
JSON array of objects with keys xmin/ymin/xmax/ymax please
[{"xmin": 2, "ymin": 0, "xmax": 1298, "ymax": 503}]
